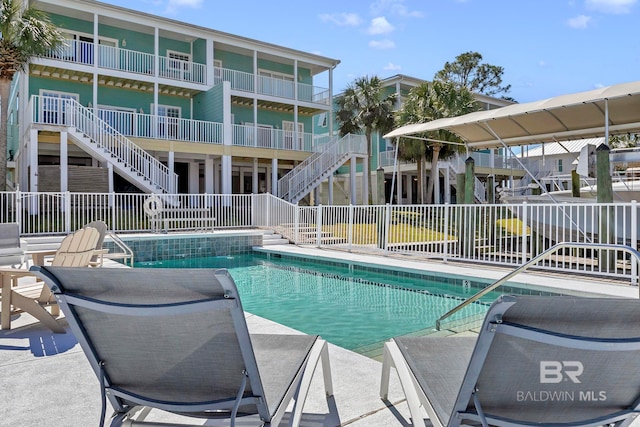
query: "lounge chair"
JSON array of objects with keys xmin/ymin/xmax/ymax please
[
  {"xmin": 31, "ymin": 266, "xmax": 334, "ymax": 427},
  {"xmin": 0, "ymin": 226, "xmax": 101, "ymax": 333},
  {"xmin": 380, "ymin": 295, "xmax": 640, "ymax": 427},
  {"xmin": 0, "ymin": 222, "xmax": 27, "ymax": 267}
]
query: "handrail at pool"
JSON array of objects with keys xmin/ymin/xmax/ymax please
[{"xmin": 435, "ymin": 242, "xmax": 640, "ymax": 331}]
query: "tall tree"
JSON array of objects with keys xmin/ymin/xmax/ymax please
[
  {"xmin": 336, "ymin": 76, "xmax": 397, "ymax": 204},
  {"xmin": 0, "ymin": 0, "xmax": 63, "ymax": 190},
  {"xmin": 396, "ymin": 80, "xmax": 476, "ymax": 203},
  {"xmin": 434, "ymin": 51, "xmax": 511, "ymax": 99}
]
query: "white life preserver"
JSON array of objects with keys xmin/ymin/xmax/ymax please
[{"xmin": 144, "ymin": 195, "xmax": 163, "ymax": 217}]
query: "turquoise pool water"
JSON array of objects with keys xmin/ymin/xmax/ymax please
[{"xmin": 136, "ymin": 253, "xmax": 529, "ymax": 351}]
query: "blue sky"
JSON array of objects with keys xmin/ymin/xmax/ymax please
[{"xmin": 100, "ymin": 0, "xmax": 639, "ymax": 103}]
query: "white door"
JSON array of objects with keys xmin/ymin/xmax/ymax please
[{"xmin": 283, "ymin": 121, "xmax": 304, "ymax": 150}]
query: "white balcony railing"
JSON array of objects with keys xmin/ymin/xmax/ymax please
[
  {"xmin": 231, "ymin": 124, "xmax": 314, "ymax": 151},
  {"xmin": 42, "ymin": 39, "xmax": 206, "ymax": 84},
  {"xmin": 214, "ymin": 67, "xmax": 330, "ymax": 105},
  {"xmin": 96, "ymin": 109, "xmax": 223, "ymax": 144}
]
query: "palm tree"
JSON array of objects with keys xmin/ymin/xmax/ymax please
[
  {"xmin": 0, "ymin": 0, "xmax": 63, "ymax": 190},
  {"xmin": 396, "ymin": 80, "xmax": 475, "ymax": 203},
  {"xmin": 336, "ymin": 76, "xmax": 397, "ymax": 204}
]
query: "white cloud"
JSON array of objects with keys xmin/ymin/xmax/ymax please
[
  {"xmin": 538, "ymin": 60, "xmax": 547, "ymax": 67},
  {"xmin": 369, "ymin": 39, "xmax": 396, "ymax": 49},
  {"xmin": 567, "ymin": 14, "xmax": 592, "ymax": 28},
  {"xmin": 165, "ymin": 0, "xmax": 202, "ymax": 13},
  {"xmin": 319, "ymin": 13, "xmax": 363, "ymax": 26},
  {"xmin": 384, "ymin": 62, "xmax": 402, "ymax": 71},
  {"xmin": 370, "ymin": 0, "xmax": 423, "ymax": 17},
  {"xmin": 586, "ymin": 0, "xmax": 636, "ymax": 14},
  {"xmin": 367, "ymin": 17, "xmax": 395, "ymax": 35}
]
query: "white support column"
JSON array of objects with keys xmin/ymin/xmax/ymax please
[
  {"xmin": 396, "ymin": 168, "xmax": 402, "ymax": 205},
  {"xmin": 266, "ymin": 165, "xmax": 272, "ymax": 194},
  {"xmin": 328, "ymin": 67, "xmax": 334, "ymax": 137},
  {"xmin": 29, "ymin": 129, "xmax": 38, "ymax": 192},
  {"xmin": 205, "ymin": 155, "xmax": 214, "ymax": 194},
  {"xmin": 362, "ymin": 157, "xmax": 369, "ymax": 205},
  {"xmin": 271, "ymin": 158, "xmax": 278, "ymax": 197},
  {"xmin": 168, "ymin": 151, "xmax": 175, "ymax": 190},
  {"xmin": 221, "ymin": 81, "xmax": 233, "ymax": 194},
  {"xmin": 252, "ymin": 159, "xmax": 259, "ymax": 194},
  {"xmin": 107, "ymin": 163, "xmax": 114, "ymax": 193},
  {"xmin": 444, "ymin": 166, "xmax": 451, "ymax": 203},
  {"xmin": 92, "ymin": 13, "xmax": 98, "ymax": 113},
  {"xmin": 189, "ymin": 161, "xmax": 199, "ymax": 194},
  {"xmin": 350, "ymin": 157, "xmax": 357, "ymax": 205},
  {"xmin": 60, "ymin": 131, "xmax": 68, "ymax": 192},
  {"xmin": 221, "ymin": 156, "xmax": 232, "ymax": 194},
  {"xmin": 213, "ymin": 161, "xmax": 221, "ymax": 193},
  {"xmin": 328, "ymin": 175, "xmax": 334, "ymax": 204},
  {"xmin": 206, "ymin": 39, "xmax": 214, "ymax": 85}
]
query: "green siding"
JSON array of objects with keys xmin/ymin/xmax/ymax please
[
  {"xmin": 158, "ymin": 95, "xmax": 191, "ymax": 119},
  {"xmin": 48, "ymin": 13, "xmax": 93, "ymax": 34},
  {"xmin": 29, "ymin": 77, "xmax": 92, "ymax": 105},
  {"xmin": 215, "ymin": 50, "xmax": 252, "ymax": 73},
  {"xmin": 160, "ymin": 37, "xmax": 190, "ymax": 57},
  {"xmin": 97, "ymin": 87, "xmax": 153, "ymax": 111},
  {"xmin": 192, "ymin": 39, "xmax": 207, "ymax": 64},
  {"xmin": 99, "ymin": 24, "xmax": 153, "ymax": 53},
  {"xmin": 193, "ymin": 85, "xmax": 224, "ymax": 122}
]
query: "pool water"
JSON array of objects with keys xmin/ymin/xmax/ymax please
[{"xmin": 136, "ymin": 253, "xmax": 508, "ymax": 351}]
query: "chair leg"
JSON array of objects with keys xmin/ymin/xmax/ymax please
[
  {"xmin": 288, "ymin": 339, "xmax": 333, "ymax": 427},
  {"xmin": 10, "ymin": 291, "xmax": 65, "ymax": 333}
]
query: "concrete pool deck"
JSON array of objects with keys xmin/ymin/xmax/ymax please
[{"xmin": 2, "ymin": 244, "xmax": 640, "ymax": 426}]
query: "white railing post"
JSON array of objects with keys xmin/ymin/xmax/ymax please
[
  {"xmin": 15, "ymin": 188, "xmax": 22, "ymax": 230},
  {"xmin": 521, "ymin": 202, "xmax": 528, "ymax": 264},
  {"xmin": 348, "ymin": 204, "xmax": 354, "ymax": 252},
  {"xmin": 294, "ymin": 203, "xmax": 300, "ymax": 243},
  {"xmin": 384, "ymin": 203, "xmax": 391, "ymax": 254},
  {"xmin": 443, "ymin": 203, "xmax": 449, "ymax": 263},
  {"xmin": 64, "ymin": 191, "xmax": 72, "ymax": 233},
  {"xmin": 632, "ymin": 200, "xmax": 638, "ymax": 285},
  {"xmin": 316, "ymin": 204, "xmax": 323, "ymax": 247}
]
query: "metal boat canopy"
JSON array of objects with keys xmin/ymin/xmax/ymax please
[{"xmin": 384, "ymin": 80, "xmax": 640, "ymax": 149}]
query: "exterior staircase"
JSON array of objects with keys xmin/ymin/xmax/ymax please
[
  {"xmin": 32, "ymin": 96, "xmax": 178, "ymax": 194},
  {"xmin": 277, "ymin": 134, "xmax": 367, "ymax": 204},
  {"xmin": 446, "ymin": 161, "xmax": 486, "ymax": 203}
]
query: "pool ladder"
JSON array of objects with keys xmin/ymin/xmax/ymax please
[{"xmin": 435, "ymin": 242, "xmax": 640, "ymax": 331}]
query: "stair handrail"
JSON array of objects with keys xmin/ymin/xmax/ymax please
[
  {"xmin": 278, "ymin": 134, "xmax": 366, "ymax": 202},
  {"xmin": 435, "ymin": 242, "xmax": 640, "ymax": 330},
  {"xmin": 31, "ymin": 95, "xmax": 177, "ymax": 193},
  {"xmin": 287, "ymin": 134, "xmax": 366, "ymax": 203},
  {"xmin": 65, "ymin": 99, "xmax": 177, "ymax": 193}
]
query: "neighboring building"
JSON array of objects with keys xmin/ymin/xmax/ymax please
[
  {"xmin": 10, "ymin": 0, "xmax": 338, "ymax": 197},
  {"xmin": 315, "ymin": 74, "xmax": 516, "ymax": 205}
]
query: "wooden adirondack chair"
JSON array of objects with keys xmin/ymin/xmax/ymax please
[{"xmin": 0, "ymin": 227, "xmax": 102, "ymax": 333}]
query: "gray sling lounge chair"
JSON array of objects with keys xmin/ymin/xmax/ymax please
[
  {"xmin": 380, "ymin": 295, "xmax": 640, "ymax": 427},
  {"xmin": 32, "ymin": 266, "xmax": 334, "ymax": 427}
]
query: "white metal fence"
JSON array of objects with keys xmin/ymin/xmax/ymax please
[{"xmin": 2, "ymin": 191, "xmax": 638, "ymax": 280}]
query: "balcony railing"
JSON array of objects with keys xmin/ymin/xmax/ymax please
[
  {"xmin": 96, "ymin": 109, "xmax": 223, "ymax": 144},
  {"xmin": 41, "ymin": 39, "xmax": 330, "ymax": 104},
  {"xmin": 232, "ymin": 124, "xmax": 314, "ymax": 151},
  {"xmin": 214, "ymin": 67, "xmax": 330, "ymax": 105},
  {"xmin": 42, "ymin": 39, "xmax": 206, "ymax": 84}
]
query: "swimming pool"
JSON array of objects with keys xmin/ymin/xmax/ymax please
[{"xmin": 136, "ymin": 252, "xmax": 560, "ymax": 354}]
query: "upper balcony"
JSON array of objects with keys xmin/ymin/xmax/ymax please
[
  {"xmin": 37, "ymin": 40, "xmax": 331, "ymax": 107},
  {"xmin": 39, "ymin": 39, "xmax": 207, "ymax": 85}
]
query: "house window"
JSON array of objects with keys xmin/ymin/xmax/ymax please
[
  {"xmin": 558, "ymin": 159, "xmax": 563, "ymax": 173},
  {"xmin": 317, "ymin": 113, "xmax": 327, "ymax": 128},
  {"xmin": 166, "ymin": 50, "xmax": 191, "ymax": 79}
]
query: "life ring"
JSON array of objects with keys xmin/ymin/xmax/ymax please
[{"xmin": 144, "ymin": 195, "xmax": 163, "ymax": 217}]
